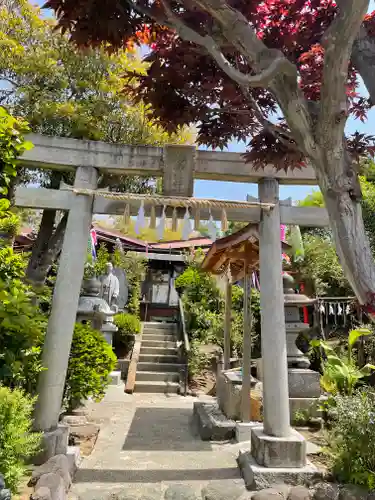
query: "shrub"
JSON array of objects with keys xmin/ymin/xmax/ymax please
[
  {"xmin": 327, "ymin": 389, "xmax": 375, "ymax": 489},
  {"xmin": 63, "ymin": 323, "xmax": 117, "ymax": 412},
  {"xmin": 311, "ymin": 328, "xmax": 375, "ymax": 396},
  {"xmin": 0, "ymin": 386, "xmax": 41, "ymax": 493},
  {"xmin": 114, "ymin": 312, "xmax": 141, "ymax": 341},
  {"xmin": 0, "ymin": 279, "xmax": 46, "ymax": 393}
]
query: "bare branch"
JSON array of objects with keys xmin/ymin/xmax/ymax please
[{"xmin": 318, "ymin": 0, "xmax": 369, "ymax": 146}]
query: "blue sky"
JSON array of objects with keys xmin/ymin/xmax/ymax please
[{"xmin": 34, "ymin": 0, "xmax": 375, "ymax": 203}]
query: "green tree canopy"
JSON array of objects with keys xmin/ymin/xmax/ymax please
[{"xmin": 0, "ymin": 0, "xmax": 195, "ymax": 286}]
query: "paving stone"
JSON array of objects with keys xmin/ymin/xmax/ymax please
[
  {"xmin": 31, "ymin": 486, "xmax": 53, "ymax": 500},
  {"xmin": 164, "ymin": 484, "xmax": 200, "ymax": 500},
  {"xmin": 339, "ymin": 485, "xmax": 368, "ymax": 500},
  {"xmin": 288, "ymin": 486, "xmax": 311, "ymax": 500},
  {"xmin": 312, "ymin": 483, "xmax": 339, "ymax": 500},
  {"xmin": 30, "ymin": 454, "xmax": 72, "ymax": 492},
  {"xmin": 35, "ymin": 473, "xmax": 66, "ymax": 500},
  {"xmin": 202, "ymin": 480, "xmax": 246, "ymax": 500},
  {"xmin": 253, "ymin": 488, "xmax": 289, "ymax": 500}
]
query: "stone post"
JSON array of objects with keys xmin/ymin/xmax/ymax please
[
  {"xmin": 224, "ymin": 277, "xmax": 232, "ymax": 370},
  {"xmin": 258, "ymin": 178, "xmax": 290, "ymax": 437},
  {"xmin": 240, "ymin": 268, "xmax": 252, "ymax": 422},
  {"xmin": 34, "ymin": 166, "xmax": 98, "ymax": 432},
  {"xmin": 163, "ymin": 145, "xmax": 195, "ymax": 197}
]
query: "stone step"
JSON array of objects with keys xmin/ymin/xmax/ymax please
[
  {"xmin": 134, "ymin": 380, "xmax": 180, "ymax": 393},
  {"xmin": 137, "ymin": 361, "xmax": 182, "ymax": 372},
  {"xmin": 140, "ymin": 346, "xmax": 178, "ymax": 356},
  {"xmin": 135, "ymin": 371, "xmax": 180, "ymax": 382},
  {"xmin": 142, "ymin": 334, "xmax": 176, "ymax": 342},
  {"xmin": 140, "ymin": 339, "xmax": 177, "ymax": 348},
  {"xmin": 138, "ymin": 353, "xmax": 180, "ymax": 364},
  {"xmin": 143, "ymin": 322, "xmax": 176, "ymax": 332}
]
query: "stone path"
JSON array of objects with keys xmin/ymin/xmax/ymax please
[{"xmin": 72, "ymin": 386, "xmax": 251, "ymax": 500}]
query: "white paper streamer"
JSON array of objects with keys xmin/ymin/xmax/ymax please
[
  {"xmin": 182, "ymin": 207, "xmax": 192, "ymax": 241},
  {"xmin": 156, "ymin": 206, "xmax": 166, "ymax": 240},
  {"xmin": 208, "ymin": 210, "xmax": 217, "ymax": 240},
  {"xmin": 135, "ymin": 201, "xmax": 146, "ymax": 235}
]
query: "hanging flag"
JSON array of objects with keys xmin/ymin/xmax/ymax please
[
  {"xmin": 289, "ymin": 225, "xmax": 304, "ymax": 262},
  {"xmin": 88, "ymin": 227, "xmax": 97, "ymax": 260},
  {"xmin": 280, "ymin": 224, "xmax": 286, "ymax": 242}
]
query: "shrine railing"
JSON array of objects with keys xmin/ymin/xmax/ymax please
[{"xmin": 177, "ymin": 298, "xmax": 190, "ymax": 396}]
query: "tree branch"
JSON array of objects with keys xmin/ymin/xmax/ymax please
[
  {"xmin": 158, "ymin": 0, "xmax": 287, "ymax": 87},
  {"xmin": 318, "ymin": 0, "xmax": 369, "ymax": 148}
]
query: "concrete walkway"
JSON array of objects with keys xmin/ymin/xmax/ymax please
[{"xmin": 72, "ymin": 386, "xmax": 249, "ymax": 500}]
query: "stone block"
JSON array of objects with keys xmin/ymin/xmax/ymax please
[
  {"xmin": 55, "ymin": 424, "xmax": 69, "ymax": 455},
  {"xmin": 62, "ymin": 415, "xmax": 88, "ymax": 426},
  {"xmin": 33, "ymin": 430, "xmax": 57, "ymax": 466},
  {"xmin": 31, "ymin": 486, "xmax": 53, "ymax": 500},
  {"xmin": 237, "ymin": 450, "xmax": 322, "ymax": 491},
  {"xmin": 236, "ymin": 422, "xmax": 262, "ymax": 443},
  {"xmin": 201, "ymin": 479, "xmax": 246, "ymax": 500},
  {"xmin": 66, "ymin": 446, "xmax": 82, "ymax": 477},
  {"xmin": 252, "ymin": 486, "xmax": 290, "ymax": 500},
  {"xmin": 288, "ymin": 369, "xmax": 320, "ymax": 399},
  {"xmin": 312, "ymin": 483, "xmax": 339, "ymax": 500},
  {"xmin": 193, "ymin": 401, "xmax": 235, "ymax": 441},
  {"xmin": 251, "ymin": 427, "xmax": 306, "ymax": 468},
  {"xmin": 35, "ymin": 473, "xmax": 65, "ymax": 500},
  {"xmin": 30, "ymin": 454, "xmax": 71, "ymax": 492},
  {"xmin": 288, "ymin": 486, "xmax": 311, "ymax": 500},
  {"xmin": 164, "ymin": 484, "xmax": 201, "ymax": 500},
  {"xmin": 109, "ymin": 371, "xmax": 122, "ymax": 386}
]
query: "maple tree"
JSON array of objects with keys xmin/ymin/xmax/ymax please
[{"xmin": 43, "ymin": 0, "xmax": 375, "ymax": 311}]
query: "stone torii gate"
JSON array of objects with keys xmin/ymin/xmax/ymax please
[{"xmin": 16, "ymin": 133, "xmax": 329, "ymax": 469}]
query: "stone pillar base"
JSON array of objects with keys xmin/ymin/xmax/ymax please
[
  {"xmin": 251, "ymin": 426, "xmax": 306, "ymax": 468},
  {"xmin": 33, "ymin": 424, "xmax": 69, "ymax": 465},
  {"xmin": 237, "ymin": 450, "xmax": 320, "ymax": 491}
]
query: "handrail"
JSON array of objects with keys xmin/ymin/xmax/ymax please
[
  {"xmin": 178, "ymin": 298, "xmax": 189, "ymax": 396},
  {"xmin": 179, "ymin": 298, "xmax": 190, "ymax": 354}
]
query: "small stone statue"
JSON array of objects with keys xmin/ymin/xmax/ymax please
[{"xmin": 99, "ymin": 262, "xmax": 120, "ymax": 310}]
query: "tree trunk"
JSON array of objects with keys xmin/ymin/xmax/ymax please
[
  {"xmin": 312, "ymin": 152, "xmax": 375, "ymax": 309},
  {"xmin": 26, "ymin": 213, "xmax": 68, "ymax": 287},
  {"xmin": 26, "ymin": 172, "xmax": 65, "ymax": 287},
  {"xmin": 352, "ymin": 27, "xmax": 375, "ymax": 105},
  {"xmin": 26, "ymin": 208, "xmax": 56, "ymax": 285}
]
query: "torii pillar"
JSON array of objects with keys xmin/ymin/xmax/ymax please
[
  {"xmin": 34, "ymin": 166, "xmax": 98, "ymax": 439},
  {"xmin": 243, "ymin": 178, "xmax": 307, "ymax": 471}
]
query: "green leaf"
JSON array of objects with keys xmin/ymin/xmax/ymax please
[
  {"xmin": 349, "ymin": 328, "xmax": 372, "ymax": 347},
  {"xmin": 22, "ymin": 140, "xmax": 34, "ymax": 151},
  {"xmin": 359, "ymin": 364, "xmax": 375, "ymax": 377}
]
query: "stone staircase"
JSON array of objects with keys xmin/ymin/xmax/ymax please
[{"xmin": 135, "ymin": 322, "xmax": 182, "ymax": 394}]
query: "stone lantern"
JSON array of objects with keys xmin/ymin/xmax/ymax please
[
  {"xmin": 283, "ymin": 273, "xmax": 321, "ymax": 422},
  {"xmin": 77, "ymin": 277, "xmax": 118, "ymax": 346},
  {"xmin": 76, "ymin": 277, "xmax": 121, "ymax": 385}
]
